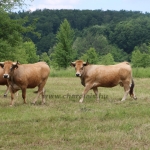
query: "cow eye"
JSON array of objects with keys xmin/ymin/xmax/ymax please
[
  {"xmin": 81, "ymin": 67, "xmax": 84, "ymax": 70},
  {"xmin": 10, "ymin": 67, "xmax": 12, "ymax": 70}
]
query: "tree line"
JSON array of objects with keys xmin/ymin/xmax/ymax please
[{"xmin": 1, "ymin": 1, "xmax": 150, "ymax": 68}]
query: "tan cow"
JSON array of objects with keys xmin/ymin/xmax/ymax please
[
  {"xmin": 0, "ymin": 61, "xmax": 50, "ymax": 106},
  {"xmin": 0, "ymin": 66, "xmax": 9, "ymax": 97},
  {"xmin": 71, "ymin": 60, "xmax": 137, "ymax": 103}
]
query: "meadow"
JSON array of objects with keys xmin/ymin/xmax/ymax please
[{"xmin": 0, "ymin": 75, "xmax": 150, "ymax": 150}]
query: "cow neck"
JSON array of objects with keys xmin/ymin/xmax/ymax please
[
  {"xmin": 80, "ymin": 67, "xmax": 86, "ymax": 86},
  {"xmin": 8, "ymin": 71, "xmax": 15, "ymax": 87}
]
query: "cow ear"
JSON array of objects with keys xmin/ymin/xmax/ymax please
[
  {"xmin": 16, "ymin": 60, "xmax": 21, "ymax": 65},
  {"xmin": 70, "ymin": 62, "xmax": 76, "ymax": 67},
  {"xmin": 0, "ymin": 62, "xmax": 4, "ymax": 68},
  {"xmin": 86, "ymin": 59, "xmax": 89, "ymax": 65}
]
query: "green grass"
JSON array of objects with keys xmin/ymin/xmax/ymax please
[
  {"xmin": 50, "ymin": 67, "xmax": 75, "ymax": 77},
  {"xmin": 0, "ymin": 77, "xmax": 150, "ymax": 149},
  {"xmin": 132, "ymin": 67, "xmax": 150, "ymax": 78}
]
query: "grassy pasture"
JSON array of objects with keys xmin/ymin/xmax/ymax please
[{"xmin": 0, "ymin": 77, "xmax": 150, "ymax": 150}]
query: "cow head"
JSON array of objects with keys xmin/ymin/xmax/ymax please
[
  {"xmin": 71, "ymin": 60, "xmax": 89, "ymax": 77},
  {"xmin": 0, "ymin": 61, "xmax": 20, "ymax": 79}
]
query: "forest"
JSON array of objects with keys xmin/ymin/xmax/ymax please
[{"xmin": 1, "ymin": 3, "xmax": 150, "ymax": 68}]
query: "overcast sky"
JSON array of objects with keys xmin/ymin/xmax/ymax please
[{"xmin": 23, "ymin": 0, "xmax": 150, "ymax": 13}]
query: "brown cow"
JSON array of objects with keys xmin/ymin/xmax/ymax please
[
  {"xmin": 0, "ymin": 61, "xmax": 50, "ymax": 106},
  {"xmin": 71, "ymin": 60, "xmax": 137, "ymax": 103},
  {"xmin": 0, "ymin": 66, "xmax": 9, "ymax": 97}
]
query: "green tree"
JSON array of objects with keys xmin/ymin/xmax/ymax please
[
  {"xmin": 101, "ymin": 53, "xmax": 115, "ymax": 65},
  {"xmin": 52, "ymin": 19, "xmax": 75, "ymax": 68},
  {"xmin": 0, "ymin": 1, "xmax": 39, "ymax": 63},
  {"xmin": 109, "ymin": 17, "xmax": 150, "ymax": 54},
  {"xmin": 23, "ymin": 41, "xmax": 39, "ymax": 63},
  {"xmin": 0, "ymin": 0, "xmax": 33, "ymax": 11},
  {"xmin": 0, "ymin": 39, "xmax": 16, "ymax": 61},
  {"xmin": 131, "ymin": 49, "xmax": 150, "ymax": 68},
  {"xmin": 0, "ymin": 41, "xmax": 30, "ymax": 63},
  {"xmin": 40, "ymin": 52, "xmax": 50, "ymax": 66},
  {"xmin": 110, "ymin": 46, "xmax": 129, "ymax": 62},
  {"xmin": 73, "ymin": 31, "xmax": 110, "ymax": 57},
  {"xmin": 80, "ymin": 47, "xmax": 99, "ymax": 64},
  {"xmin": 141, "ymin": 53, "xmax": 150, "ymax": 68},
  {"xmin": 14, "ymin": 44, "xmax": 28, "ymax": 63},
  {"xmin": 131, "ymin": 49, "xmax": 142, "ymax": 67},
  {"xmin": 0, "ymin": 11, "xmax": 24, "ymax": 48},
  {"xmin": 137, "ymin": 43, "xmax": 150, "ymax": 54}
]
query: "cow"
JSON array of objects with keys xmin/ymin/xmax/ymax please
[
  {"xmin": 71, "ymin": 60, "xmax": 137, "ymax": 103},
  {"xmin": 0, "ymin": 66, "xmax": 9, "ymax": 97},
  {"xmin": 0, "ymin": 61, "xmax": 50, "ymax": 106}
]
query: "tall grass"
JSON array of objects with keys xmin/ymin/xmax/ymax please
[
  {"xmin": 132, "ymin": 67, "xmax": 150, "ymax": 78},
  {"xmin": 0, "ymin": 78, "xmax": 150, "ymax": 149},
  {"xmin": 50, "ymin": 67, "xmax": 75, "ymax": 77}
]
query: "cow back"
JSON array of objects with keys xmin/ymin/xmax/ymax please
[
  {"xmin": 81, "ymin": 62, "xmax": 132, "ymax": 87},
  {"xmin": 12, "ymin": 62, "xmax": 50, "ymax": 88}
]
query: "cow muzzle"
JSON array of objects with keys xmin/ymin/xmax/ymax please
[
  {"xmin": 3, "ymin": 74, "xmax": 9, "ymax": 79},
  {"xmin": 76, "ymin": 73, "xmax": 81, "ymax": 77}
]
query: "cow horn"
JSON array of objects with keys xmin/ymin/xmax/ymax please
[
  {"xmin": 83, "ymin": 60, "xmax": 89, "ymax": 66},
  {"xmin": 17, "ymin": 60, "xmax": 20, "ymax": 64},
  {"xmin": 12, "ymin": 61, "xmax": 20, "ymax": 65},
  {"xmin": 12, "ymin": 62, "xmax": 17, "ymax": 65},
  {"xmin": 83, "ymin": 62, "xmax": 87, "ymax": 65},
  {"xmin": 0, "ymin": 62, "xmax": 4, "ymax": 67},
  {"xmin": 71, "ymin": 62, "xmax": 76, "ymax": 67}
]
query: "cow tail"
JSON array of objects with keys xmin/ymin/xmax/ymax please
[{"xmin": 129, "ymin": 79, "xmax": 134, "ymax": 96}]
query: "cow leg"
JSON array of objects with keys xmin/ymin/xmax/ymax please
[
  {"xmin": 16, "ymin": 91, "xmax": 19, "ymax": 97},
  {"xmin": 10, "ymin": 92, "xmax": 15, "ymax": 106},
  {"xmin": 32, "ymin": 82, "xmax": 46, "ymax": 104},
  {"xmin": 4, "ymin": 85, "xmax": 9, "ymax": 97},
  {"xmin": 129, "ymin": 79, "xmax": 137, "ymax": 100},
  {"xmin": 41, "ymin": 88, "xmax": 46, "ymax": 104},
  {"xmin": 93, "ymin": 87, "xmax": 99, "ymax": 102},
  {"xmin": 121, "ymin": 82, "xmax": 130, "ymax": 101},
  {"xmin": 39, "ymin": 81, "xmax": 47, "ymax": 104},
  {"xmin": 22, "ymin": 89, "xmax": 27, "ymax": 104},
  {"xmin": 8, "ymin": 86, "xmax": 15, "ymax": 106},
  {"xmin": 32, "ymin": 90, "xmax": 43, "ymax": 104},
  {"xmin": 79, "ymin": 84, "xmax": 93, "ymax": 103}
]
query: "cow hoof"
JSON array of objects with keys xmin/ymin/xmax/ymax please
[
  {"xmin": 79, "ymin": 99, "xmax": 83, "ymax": 103},
  {"xmin": 121, "ymin": 99, "xmax": 125, "ymax": 102},
  {"xmin": 4, "ymin": 95, "xmax": 7, "ymax": 97},
  {"xmin": 31, "ymin": 102, "xmax": 35, "ymax": 105},
  {"xmin": 96, "ymin": 99, "xmax": 100, "ymax": 103}
]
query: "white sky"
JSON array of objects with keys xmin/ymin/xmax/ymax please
[{"xmin": 22, "ymin": 0, "xmax": 150, "ymax": 13}]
